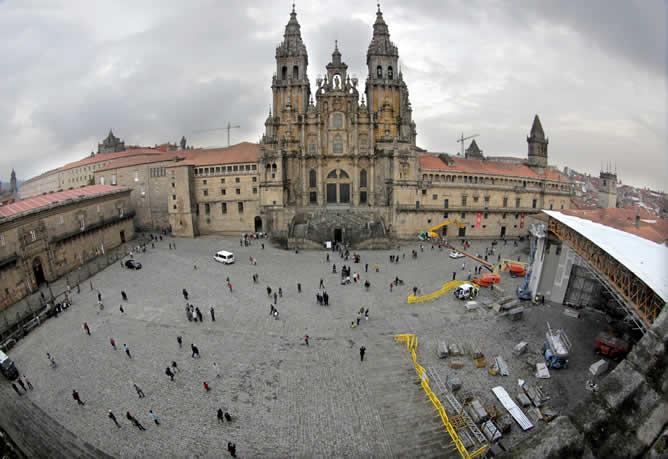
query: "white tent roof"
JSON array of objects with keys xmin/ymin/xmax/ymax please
[{"xmin": 544, "ymin": 211, "xmax": 668, "ymax": 302}]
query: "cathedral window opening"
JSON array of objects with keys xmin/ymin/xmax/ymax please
[
  {"xmin": 238, "ymin": 202, "xmax": 244, "ymax": 213},
  {"xmin": 309, "ymin": 143, "xmax": 316, "ymax": 154},
  {"xmin": 332, "ymin": 113, "xmax": 343, "ymax": 129},
  {"xmin": 422, "ymin": 189, "xmax": 427, "ymax": 195},
  {"xmin": 173, "ymin": 194, "xmax": 176, "ymax": 200},
  {"xmin": 327, "ymin": 170, "xmax": 338, "ymax": 179},
  {"xmin": 282, "ymin": 66, "xmax": 287, "ymax": 80},
  {"xmin": 293, "ymin": 65, "xmax": 299, "ymax": 79},
  {"xmin": 216, "ymin": 167, "xmax": 220, "ymax": 173},
  {"xmin": 377, "ymin": 65, "xmax": 382, "ymax": 78},
  {"xmin": 205, "ymin": 203, "xmax": 210, "ymax": 215},
  {"xmin": 333, "ymin": 135, "xmax": 343, "ymax": 154},
  {"xmin": 434, "ymin": 175, "xmax": 440, "ymax": 182},
  {"xmin": 325, "ymin": 169, "xmax": 351, "ymax": 204},
  {"xmin": 272, "ymin": 163, "xmax": 277, "ymax": 171},
  {"xmin": 360, "ymin": 169, "xmax": 368, "ymax": 188},
  {"xmin": 388, "ymin": 66, "xmax": 393, "ymax": 80},
  {"xmin": 474, "ymin": 176, "xmax": 478, "ymax": 184},
  {"xmin": 309, "ymin": 169, "xmax": 317, "ymax": 188},
  {"xmin": 360, "ymin": 191, "xmax": 367, "ymax": 204},
  {"xmin": 309, "ymin": 191, "xmax": 317, "ymax": 204}
]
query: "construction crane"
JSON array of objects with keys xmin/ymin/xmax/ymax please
[
  {"xmin": 456, "ymin": 132, "xmax": 479, "ymax": 157},
  {"xmin": 420, "ymin": 218, "xmax": 465, "ymax": 239},
  {"xmin": 193, "ymin": 122, "xmax": 241, "ymax": 147}
]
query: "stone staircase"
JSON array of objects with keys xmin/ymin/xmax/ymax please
[{"xmin": 289, "ymin": 208, "xmax": 388, "ymax": 246}]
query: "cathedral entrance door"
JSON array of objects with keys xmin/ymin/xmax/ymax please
[
  {"xmin": 32, "ymin": 257, "xmax": 46, "ymax": 286},
  {"xmin": 334, "ymin": 228, "xmax": 343, "ymax": 243},
  {"xmin": 327, "ymin": 184, "xmax": 337, "ymax": 203},
  {"xmin": 325, "ymin": 169, "xmax": 351, "ymax": 205},
  {"xmin": 254, "ymin": 216, "xmax": 263, "ymax": 232}
]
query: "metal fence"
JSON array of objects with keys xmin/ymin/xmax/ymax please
[{"xmin": 0, "ymin": 234, "xmax": 149, "ymax": 348}]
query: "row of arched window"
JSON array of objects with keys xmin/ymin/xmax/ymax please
[
  {"xmin": 308, "ymin": 169, "xmax": 367, "ymax": 188},
  {"xmin": 421, "ymin": 173, "xmax": 570, "ymax": 191},
  {"xmin": 281, "ymin": 65, "xmax": 299, "ymax": 80},
  {"xmin": 376, "ymin": 66, "xmax": 393, "ymax": 80}
]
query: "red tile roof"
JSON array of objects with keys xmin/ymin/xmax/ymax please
[
  {"xmin": 95, "ymin": 152, "xmax": 186, "ymax": 172},
  {"xmin": 0, "ymin": 185, "xmax": 127, "ymax": 219},
  {"xmin": 419, "ymin": 155, "xmax": 570, "ymax": 182},
  {"xmin": 170, "ymin": 142, "xmax": 260, "ymax": 167},
  {"xmin": 560, "ymin": 207, "xmax": 668, "ymax": 244},
  {"xmin": 60, "ymin": 149, "xmax": 163, "ymax": 172}
]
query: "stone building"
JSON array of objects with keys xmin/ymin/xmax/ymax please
[
  {"xmin": 0, "ymin": 185, "xmax": 134, "ymax": 309},
  {"xmin": 98, "ymin": 130, "xmax": 125, "ymax": 154},
  {"xmin": 465, "ymin": 140, "xmax": 483, "ymax": 159},
  {"xmin": 598, "ymin": 171, "xmax": 618, "ymax": 208}
]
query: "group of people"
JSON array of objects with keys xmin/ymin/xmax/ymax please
[
  {"xmin": 351, "ymin": 307, "xmax": 370, "ymax": 328},
  {"xmin": 185, "ymin": 303, "xmax": 215, "ymax": 323}
]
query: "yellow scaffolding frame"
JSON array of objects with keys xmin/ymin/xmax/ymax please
[{"xmin": 394, "ymin": 334, "xmax": 488, "ymax": 459}]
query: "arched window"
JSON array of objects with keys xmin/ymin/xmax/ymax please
[
  {"xmin": 377, "ymin": 65, "xmax": 382, "ymax": 78},
  {"xmin": 325, "ymin": 169, "xmax": 351, "ymax": 204},
  {"xmin": 360, "ymin": 169, "xmax": 368, "ymax": 188},
  {"xmin": 271, "ymin": 163, "xmax": 277, "ymax": 171},
  {"xmin": 293, "ymin": 65, "xmax": 299, "ymax": 79},
  {"xmin": 333, "ymin": 135, "xmax": 343, "ymax": 154},
  {"xmin": 309, "ymin": 169, "xmax": 317, "ymax": 188},
  {"xmin": 339, "ymin": 170, "xmax": 349, "ymax": 179},
  {"xmin": 281, "ymin": 66, "xmax": 287, "ymax": 80},
  {"xmin": 332, "ymin": 113, "xmax": 343, "ymax": 129},
  {"xmin": 388, "ymin": 66, "xmax": 393, "ymax": 80}
]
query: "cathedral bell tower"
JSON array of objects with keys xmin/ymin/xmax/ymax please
[{"xmin": 527, "ymin": 114, "xmax": 548, "ymax": 171}]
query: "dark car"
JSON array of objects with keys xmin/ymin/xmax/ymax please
[{"xmin": 125, "ymin": 260, "xmax": 142, "ymax": 270}]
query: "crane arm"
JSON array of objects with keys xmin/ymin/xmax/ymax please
[
  {"xmin": 444, "ymin": 242, "xmax": 496, "ymax": 273},
  {"xmin": 428, "ymin": 218, "xmax": 464, "ymax": 237}
]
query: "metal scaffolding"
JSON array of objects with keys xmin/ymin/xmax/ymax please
[{"xmin": 548, "ymin": 215, "xmax": 664, "ymax": 331}]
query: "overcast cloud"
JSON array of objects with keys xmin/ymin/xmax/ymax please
[{"xmin": 1, "ymin": 0, "xmax": 665, "ymax": 191}]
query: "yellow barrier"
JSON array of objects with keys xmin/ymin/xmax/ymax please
[
  {"xmin": 394, "ymin": 334, "xmax": 488, "ymax": 459},
  {"xmin": 407, "ymin": 280, "xmax": 470, "ymax": 304}
]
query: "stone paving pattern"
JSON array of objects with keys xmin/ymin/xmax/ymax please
[{"xmin": 0, "ymin": 235, "xmax": 608, "ymax": 458}]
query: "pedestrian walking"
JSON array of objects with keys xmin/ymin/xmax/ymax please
[
  {"xmin": 217, "ymin": 408, "xmax": 225, "ymax": 423},
  {"xmin": 191, "ymin": 343, "xmax": 200, "ymax": 358},
  {"xmin": 119, "ymin": 304, "xmax": 125, "ymax": 314},
  {"xmin": 224, "ymin": 412, "xmax": 232, "ymax": 422},
  {"xmin": 365, "ymin": 308, "xmax": 369, "ymax": 321},
  {"xmin": 323, "ymin": 291, "xmax": 329, "ymax": 306},
  {"xmin": 47, "ymin": 353, "xmax": 56, "ymax": 367},
  {"xmin": 23, "ymin": 376, "xmax": 33, "ymax": 390},
  {"xmin": 267, "ymin": 286, "xmax": 272, "ymax": 297},
  {"xmin": 210, "ymin": 307, "xmax": 215, "ymax": 321},
  {"xmin": 203, "ymin": 381, "xmax": 210, "ymax": 392},
  {"xmin": 17, "ymin": 378, "xmax": 26, "ymax": 391},
  {"xmin": 360, "ymin": 345, "xmax": 366, "ymax": 362},
  {"xmin": 228, "ymin": 442, "xmax": 237, "ymax": 457},
  {"xmin": 228, "ymin": 283, "xmax": 233, "ymax": 293},
  {"xmin": 319, "ymin": 278, "xmax": 324, "ymax": 289},
  {"xmin": 356, "ymin": 316, "xmax": 361, "ymax": 326},
  {"xmin": 212, "ymin": 361, "xmax": 221, "ymax": 378},
  {"xmin": 278, "ymin": 287, "xmax": 282, "ymax": 297},
  {"xmin": 452, "ymin": 271, "xmax": 456, "ymax": 281},
  {"xmin": 304, "ymin": 335, "xmax": 309, "ymax": 346},
  {"xmin": 375, "ymin": 263, "xmax": 379, "ymax": 272},
  {"xmin": 149, "ymin": 410, "xmax": 160, "ymax": 425},
  {"xmin": 171, "ymin": 361, "xmax": 179, "ymax": 373},
  {"xmin": 182, "ymin": 289, "xmax": 189, "ymax": 300},
  {"xmin": 134, "ymin": 383, "xmax": 145, "ymax": 398},
  {"xmin": 165, "ymin": 366, "xmax": 174, "ymax": 381},
  {"xmin": 83, "ymin": 322, "xmax": 91, "ymax": 335},
  {"xmin": 177, "ymin": 335, "xmax": 183, "ymax": 348},
  {"xmin": 467, "ymin": 271, "xmax": 471, "ymax": 281},
  {"xmin": 124, "ymin": 344, "xmax": 132, "ymax": 358},
  {"xmin": 109, "ymin": 338, "xmax": 117, "ymax": 350},
  {"xmin": 365, "ymin": 263, "xmax": 368, "ymax": 272},
  {"xmin": 98, "ymin": 292, "xmax": 102, "ymax": 302},
  {"xmin": 108, "ymin": 410, "xmax": 121, "ymax": 428},
  {"xmin": 297, "ymin": 283, "xmax": 301, "ymax": 293},
  {"xmin": 389, "ymin": 282, "xmax": 393, "ymax": 292},
  {"xmin": 196, "ymin": 307, "xmax": 203, "ymax": 322},
  {"xmin": 462, "ymin": 263, "xmax": 465, "ymax": 271},
  {"xmin": 126, "ymin": 412, "xmax": 146, "ymax": 431},
  {"xmin": 72, "ymin": 390, "xmax": 85, "ymax": 405},
  {"xmin": 273, "ymin": 292, "xmax": 277, "ymax": 304},
  {"xmin": 11, "ymin": 383, "xmax": 21, "ymax": 396}
]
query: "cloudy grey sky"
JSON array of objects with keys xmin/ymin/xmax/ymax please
[{"xmin": 1, "ymin": 0, "xmax": 666, "ymax": 190}]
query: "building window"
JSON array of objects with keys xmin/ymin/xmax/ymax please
[
  {"xmin": 203, "ymin": 189, "xmax": 208, "ymax": 196},
  {"xmin": 134, "ymin": 171, "xmax": 139, "ymax": 182},
  {"xmin": 432, "ymin": 194, "xmax": 438, "ymax": 200},
  {"xmin": 100, "ymin": 176, "xmax": 105, "ymax": 185},
  {"xmin": 58, "ymin": 215, "xmax": 64, "ymax": 224},
  {"xmin": 251, "ymin": 165, "xmax": 257, "ymax": 170},
  {"xmin": 422, "ymin": 189, "xmax": 427, "ymax": 195},
  {"xmin": 388, "ymin": 66, "xmax": 393, "ymax": 79},
  {"xmin": 443, "ymin": 199, "xmax": 449, "ymax": 209},
  {"xmin": 203, "ymin": 180, "xmax": 207, "ymax": 185},
  {"xmin": 377, "ymin": 65, "xmax": 382, "ymax": 78},
  {"xmin": 561, "ymin": 203, "xmax": 564, "ymax": 209},
  {"xmin": 246, "ymin": 165, "xmax": 251, "ymax": 171},
  {"xmin": 235, "ymin": 177, "xmax": 240, "ymax": 183},
  {"xmin": 550, "ymin": 203, "xmax": 553, "ymax": 210},
  {"xmin": 532, "ymin": 199, "xmax": 537, "ymax": 209},
  {"xmin": 333, "ymin": 135, "xmax": 343, "ymax": 154},
  {"xmin": 484, "ymin": 197, "xmax": 489, "ymax": 209},
  {"xmin": 172, "ymin": 183, "xmax": 175, "ymax": 188},
  {"xmin": 360, "ymin": 169, "xmax": 367, "ymax": 188},
  {"xmin": 236, "ymin": 188, "xmax": 240, "ymax": 195},
  {"xmin": 252, "ymin": 177, "xmax": 257, "ymax": 182},
  {"xmin": 205, "ymin": 203, "xmax": 210, "ymax": 215},
  {"xmin": 333, "ymin": 113, "xmax": 343, "ymax": 129},
  {"xmin": 309, "ymin": 191, "xmax": 317, "ymax": 204},
  {"xmin": 111, "ymin": 174, "xmax": 117, "ymax": 185},
  {"xmin": 309, "ymin": 143, "xmax": 316, "ymax": 154},
  {"xmin": 503, "ymin": 197, "xmax": 508, "ymax": 207},
  {"xmin": 221, "ymin": 178, "xmax": 225, "ymax": 183},
  {"xmin": 461, "ymin": 196, "xmax": 467, "ymax": 206},
  {"xmin": 233, "ymin": 166, "xmax": 238, "ymax": 171},
  {"xmin": 173, "ymin": 195, "xmax": 176, "ymax": 200},
  {"xmin": 79, "ymin": 216, "xmax": 85, "ymax": 231},
  {"xmin": 516, "ymin": 198, "xmax": 521, "ymax": 208},
  {"xmin": 216, "ymin": 167, "xmax": 220, "ymax": 173},
  {"xmin": 227, "ymin": 166, "xmax": 233, "ymax": 172},
  {"xmin": 293, "ymin": 65, "xmax": 299, "ymax": 79},
  {"xmin": 238, "ymin": 202, "xmax": 244, "ymax": 213},
  {"xmin": 253, "ymin": 188, "xmax": 257, "ymax": 194},
  {"xmin": 221, "ymin": 189, "xmax": 226, "ymax": 195},
  {"xmin": 360, "ymin": 191, "xmax": 367, "ymax": 204},
  {"xmin": 141, "ymin": 184, "xmax": 145, "ymax": 195},
  {"xmin": 473, "ymin": 196, "xmax": 479, "ymax": 203},
  {"xmin": 461, "ymin": 212, "xmax": 466, "ymax": 219},
  {"xmin": 221, "ymin": 203, "xmax": 227, "ymax": 214}
]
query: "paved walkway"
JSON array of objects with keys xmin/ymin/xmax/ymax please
[{"xmin": 0, "ymin": 236, "xmax": 607, "ymax": 457}]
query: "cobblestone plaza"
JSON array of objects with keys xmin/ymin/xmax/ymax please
[{"xmin": 1, "ymin": 236, "xmax": 607, "ymax": 458}]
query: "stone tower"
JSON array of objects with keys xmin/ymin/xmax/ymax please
[
  {"xmin": 465, "ymin": 139, "xmax": 483, "ymax": 159},
  {"xmin": 98, "ymin": 130, "xmax": 125, "ymax": 154},
  {"xmin": 527, "ymin": 114, "xmax": 548, "ymax": 171},
  {"xmin": 9, "ymin": 169, "xmax": 17, "ymax": 193},
  {"xmin": 598, "ymin": 171, "xmax": 618, "ymax": 208}
]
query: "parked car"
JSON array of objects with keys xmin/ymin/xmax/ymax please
[
  {"xmin": 449, "ymin": 251, "xmax": 465, "ymax": 259},
  {"xmin": 0, "ymin": 351, "xmax": 19, "ymax": 380},
  {"xmin": 125, "ymin": 260, "xmax": 142, "ymax": 270}
]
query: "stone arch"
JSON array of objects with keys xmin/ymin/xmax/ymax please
[
  {"xmin": 292, "ymin": 65, "xmax": 299, "ymax": 79},
  {"xmin": 377, "ymin": 65, "xmax": 382, "ymax": 78},
  {"xmin": 388, "ymin": 66, "xmax": 393, "ymax": 80},
  {"xmin": 325, "ymin": 169, "xmax": 351, "ymax": 204},
  {"xmin": 281, "ymin": 66, "xmax": 287, "ymax": 80}
]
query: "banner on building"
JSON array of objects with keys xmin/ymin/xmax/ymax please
[
  {"xmin": 476, "ymin": 212, "xmax": 482, "ymax": 228},
  {"xmin": 520, "ymin": 214, "xmax": 525, "ymax": 229}
]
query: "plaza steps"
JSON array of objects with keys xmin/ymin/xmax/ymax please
[
  {"xmin": 0, "ymin": 389, "xmax": 112, "ymax": 459},
  {"xmin": 290, "ymin": 208, "xmax": 388, "ymax": 244},
  {"xmin": 362, "ymin": 347, "xmax": 457, "ymax": 458}
]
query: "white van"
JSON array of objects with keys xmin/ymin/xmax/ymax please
[
  {"xmin": 0, "ymin": 350, "xmax": 19, "ymax": 380},
  {"xmin": 213, "ymin": 251, "xmax": 235, "ymax": 264},
  {"xmin": 453, "ymin": 283, "xmax": 479, "ymax": 300}
]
